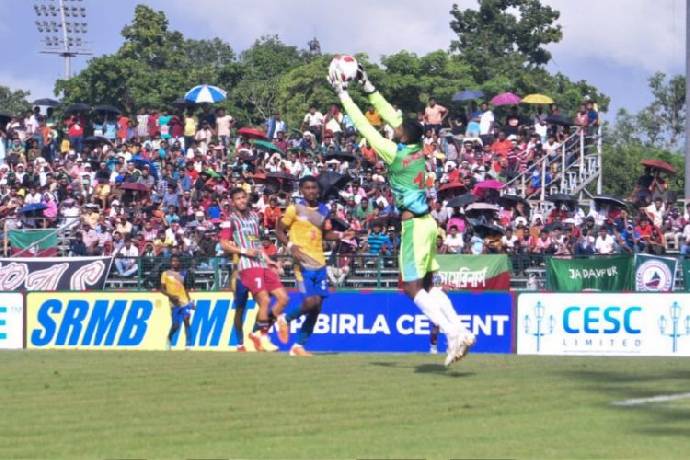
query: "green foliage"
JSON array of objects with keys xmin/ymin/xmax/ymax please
[
  {"xmin": 55, "ymin": 1, "xmax": 608, "ymax": 132},
  {"xmin": 0, "ymin": 85, "xmax": 31, "ymax": 115},
  {"xmin": 450, "ymin": 0, "xmax": 563, "ymax": 79}
]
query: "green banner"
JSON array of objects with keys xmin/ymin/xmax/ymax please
[
  {"xmin": 8, "ymin": 229, "xmax": 58, "ymax": 256},
  {"xmin": 436, "ymin": 254, "xmax": 511, "ymax": 290},
  {"xmin": 546, "ymin": 255, "xmax": 633, "ymax": 292},
  {"xmin": 634, "ymin": 254, "xmax": 677, "ymax": 292}
]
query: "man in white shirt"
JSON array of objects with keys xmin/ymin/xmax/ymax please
[
  {"xmin": 644, "ymin": 197, "xmax": 665, "ymax": 229},
  {"xmin": 114, "ymin": 237, "xmax": 139, "ymax": 276},
  {"xmin": 479, "ymin": 102, "xmax": 494, "ymax": 137},
  {"xmin": 501, "ymin": 228, "xmax": 518, "ymax": 253},
  {"xmin": 444, "ymin": 226, "xmax": 464, "ymax": 254},
  {"xmin": 594, "ymin": 227, "xmax": 616, "ymax": 254},
  {"xmin": 302, "ymin": 106, "xmax": 324, "ymax": 141},
  {"xmin": 215, "ymin": 108, "xmax": 234, "ymax": 147}
]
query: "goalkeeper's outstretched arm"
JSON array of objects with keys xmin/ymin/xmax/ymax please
[
  {"xmin": 338, "ymin": 92, "xmax": 397, "ymax": 166},
  {"xmin": 368, "ymin": 92, "xmax": 402, "ymax": 129}
]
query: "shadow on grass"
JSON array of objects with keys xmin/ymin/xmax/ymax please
[{"xmin": 369, "ymin": 361, "xmax": 474, "ymax": 378}]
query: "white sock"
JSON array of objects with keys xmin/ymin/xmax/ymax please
[
  {"xmin": 414, "ymin": 290, "xmax": 457, "ymax": 336},
  {"xmin": 430, "ymin": 287, "xmax": 468, "ymax": 336}
]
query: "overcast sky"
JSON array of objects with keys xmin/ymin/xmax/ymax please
[{"xmin": 0, "ymin": 0, "xmax": 686, "ymax": 118}]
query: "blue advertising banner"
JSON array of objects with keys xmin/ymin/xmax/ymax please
[
  {"xmin": 277, "ymin": 291, "xmax": 514, "ymax": 354},
  {"xmin": 25, "ymin": 291, "xmax": 514, "ymax": 353}
]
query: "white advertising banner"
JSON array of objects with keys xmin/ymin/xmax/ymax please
[
  {"xmin": 517, "ymin": 293, "xmax": 690, "ymax": 356},
  {"xmin": 0, "ymin": 293, "xmax": 24, "ymax": 349}
]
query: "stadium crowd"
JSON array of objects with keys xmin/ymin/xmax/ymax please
[{"xmin": 0, "ymin": 95, "xmax": 681, "ymax": 280}]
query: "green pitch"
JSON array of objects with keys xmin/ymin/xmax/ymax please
[{"xmin": 1, "ymin": 352, "xmax": 689, "ymax": 459}]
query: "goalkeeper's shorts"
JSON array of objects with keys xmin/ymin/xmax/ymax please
[{"xmin": 399, "ymin": 214, "xmax": 440, "ymax": 282}]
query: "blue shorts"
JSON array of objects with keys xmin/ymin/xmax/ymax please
[
  {"xmin": 297, "ymin": 266, "xmax": 329, "ymax": 298},
  {"xmin": 172, "ymin": 302, "xmax": 194, "ymax": 325},
  {"xmin": 234, "ymin": 277, "xmax": 249, "ymax": 309}
]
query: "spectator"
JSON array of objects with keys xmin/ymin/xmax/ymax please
[
  {"xmin": 114, "ymin": 237, "xmax": 139, "ymax": 276},
  {"xmin": 367, "ymin": 223, "xmax": 391, "ymax": 256},
  {"xmin": 423, "ymin": 97, "xmax": 448, "ymax": 134},
  {"xmin": 594, "ymin": 227, "xmax": 616, "ymax": 254}
]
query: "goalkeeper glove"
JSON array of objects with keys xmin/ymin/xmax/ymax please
[
  {"xmin": 327, "ymin": 73, "xmax": 348, "ymax": 97},
  {"xmin": 356, "ymin": 63, "xmax": 376, "ymax": 94}
]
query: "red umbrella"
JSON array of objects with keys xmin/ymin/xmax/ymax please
[
  {"xmin": 641, "ymin": 159, "xmax": 676, "ymax": 174},
  {"xmin": 472, "ymin": 180, "xmax": 505, "ymax": 196},
  {"xmin": 490, "ymin": 92, "xmax": 521, "ymax": 106},
  {"xmin": 120, "ymin": 182, "xmax": 149, "ymax": 192},
  {"xmin": 437, "ymin": 182, "xmax": 468, "ymax": 200},
  {"xmin": 238, "ymin": 127, "xmax": 268, "ymax": 140}
]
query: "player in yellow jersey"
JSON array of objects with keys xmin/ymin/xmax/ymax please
[
  {"xmin": 161, "ymin": 255, "xmax": 195, "ymax": 350},
  {"xmin": 275, "ymin": 176, "xmax": 353, "ymax": 356}
]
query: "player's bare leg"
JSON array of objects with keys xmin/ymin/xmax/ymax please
[
  {"xmin": 269, "ymin": 287, "xmax": 290, "ymax": 344},
  {"xmin": 248, "ymin": 290, "xmax": 277, "ymax": 352}
]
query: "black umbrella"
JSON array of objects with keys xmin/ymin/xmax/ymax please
[
  {"xmin": 0, "ymin": 111, "xmax": 12, "ymax": 125},
  {"xmin": 471, "ymin": 222, "xmax": 505, "ymax": 237},
  {"xmin": 33, "ymin": 98, "xmax": 59, "ymax": 107},
  {"xmin": 331, "ymin": 217, "xmax": 350, "ymax": 232},
  {"xmin": 93, "ymin": 104, "xmax": 121, "ymax": 115},
  {"xmin": 464, "ymin": 202, "xmax": 500, "ymax": 219},
  {"xmin": 65, "ymin": 103, "xmax": 91, "ymax": 113},
  {"xmin": 318, "ymin": 171, "xmax": 351, "ymax": 200},
  {"xmin": 544, "ymin": 222, "xmax": 564, "ymax": 232},
  {"xmin": 83, "ymin": 136, "xmax": 113, "ymax": 146},
  {"xmin": 447, "ymin": 193, "xmax": 478, "ymax": 209},
  {"xmin": 593, "ymin": 195, "xmax": 628, "ymax": 209},
  {"xmin": 546, "ymin": 194, "xmax": 577, "ymax": 204},
  {"xmin": 265, "ymin": 172, "xmax": 297, "ymax": 193},
  {"xmin": 324, "ymin": 151, "xmax": 356, "ymax": 163},
  {"xmin": 497, "ymin": 194, "xmax": 530, "ymax": 209},
  {"xmin": 545, "ymin": 115, "xmax": 572, "ymax": 127}
]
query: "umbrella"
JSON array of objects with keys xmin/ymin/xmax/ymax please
[
  {"xmin": 471, "ymin": 222, "xmax": 505, "ymax": 237},
  {"xmin": 446, "ymin": 193, "xmax": 479, "ymax": 209},
  {"xmin": 641, "ymin": 159, "xmax": 676, "ymax": 174},
  {"xmin": 33, "ymin": 98, "xmax": 59, "ymax": 107},
  {"xmin": 545, "ymin": 115, "xmax": 572, "ymax": 127},
  {"xmin": 64, "ymin": 103, "xmax": 91, "ymax": 113},
  {"xmin": 544, "ymin": 222, "xmax": 564, "ymax": 232},
  {"xmin": 546, "ymin": 194, "xmax": 577, "ymax": 210},
  {"xmin": 465, "ymin": 202, "xmax": 500, "ymax": 219},
  {"xmin": 120, "ymin": 182, "xmax": 149, "ymax": 192},
  {"xmin": 251, "ymin": 139, "xmax": 285, "ymax": 155},
  {"xmin": 83, "ymin": 136, "xmax": 113, "ymax": 146},
  {"xmin": 93, "ymin": 104, "xmax": 121, "ymax": 115},
  {"xmin": 0, "ymin": 111, "xmax": 12, "ymax": 125},
  {"xmin": 497, "ymin": 194, "xmax": 529, "ymax": 209},
  {"xmin": 324, "ymin": 151, "xmax": 356, "ymax": 163},
  {"xmin": 20, "ymin": 203, "xmax": 47, "ymax": 214},
  {"xmin": 472, "ymin": 179, "xmax": 505, "ymax": 195},
  {"xmin": 452, "ymin": 90, "xmax": 484, "ymax": 102},
  {"xmin": 265, "ymin": 172, "xmax": 297, "ymax": 193},
  {"xmin": 318, "ymin": 171, "xmax": 351, "ymax": 200},
  {"xmin": 593, "ymin": 195, "xmax": 628, "ymax": 209},
  {"xmin": 184, "ymin": 84, "xmax": 227, "ymax": 104},
  {"xmin": 438, "ymin": 182, "xmax": 468, "ymax": 200},
  {"xmin": 331, "ymin": 217, "xmax": 350, "ymax": 232},
  {"xmin": 490, "ymin": 92, "xmax": 521, "ymax": 106},
  {"xmin": 521, "ymin": 94, "xmax": 554, "ymax": 104},
  {"xmin": 238, "ymin": 127, "xmax": 268, "ymax": 140}
]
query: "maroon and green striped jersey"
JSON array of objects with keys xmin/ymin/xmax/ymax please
[{"xmin": 228, "ymin": 210, "xmax": 266, "ymax": 271}]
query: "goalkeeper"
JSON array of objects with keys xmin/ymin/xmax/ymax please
[{"xmin": 328, "ymin": 64, "xmax": 475, "ymax": 366}]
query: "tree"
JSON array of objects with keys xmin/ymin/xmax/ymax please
[
  {"xmin": 449, "ymin": 0, "xmax": 562, "ymax": 81},
  {"xmin": 633, "ymin": 72, "xmax": 686, "ymax": 149},
  {"xmin": 0, "ymin": 85, "xmax": 31, "ymax": 115}
]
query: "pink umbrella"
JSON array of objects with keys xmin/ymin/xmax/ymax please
[
  {"xmin": 472, "ymin": 180, "xmax": 505, "ymax": 196},
  {"xmin": 490, "ymin": 92, "xmax": 521, "ymax": 106}
]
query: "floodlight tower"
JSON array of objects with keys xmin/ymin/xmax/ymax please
[{"xmin": 33, "ymin": 0, "xmax": 91, "ymax": 79}]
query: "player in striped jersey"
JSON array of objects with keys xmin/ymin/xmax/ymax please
[{"xmin": 221, "ymin": 187, "xmax": 289, "ymax": 352}]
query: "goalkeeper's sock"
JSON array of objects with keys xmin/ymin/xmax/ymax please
[
  {"xmin": 413, "ymin": 289, "xmax": 457, "ymax": 335},
  {"xmin": 429, "ymin": 287, "xmax": 467, "ymax": 336},
  {"xmin": 297, "ymin": 310, "xmax": 319, "ymax": 346}
]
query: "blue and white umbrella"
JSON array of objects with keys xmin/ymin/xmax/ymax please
[{"xmin": 184, "ymin": 84, "xmax": 227, "ymax": 104}]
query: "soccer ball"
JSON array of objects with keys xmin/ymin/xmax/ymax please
[{"xmin": 328, "ymin": 54, "xmax": 358, "ymax": 84}]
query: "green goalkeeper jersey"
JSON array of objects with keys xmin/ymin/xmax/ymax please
[{"xmin": 340, "ymin": 91, "xmax": 429, "ymax": 215}]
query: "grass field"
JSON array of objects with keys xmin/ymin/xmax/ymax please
[{"xmin": 1, "ymin": 351, "xmax": 690, "ymax": 459}]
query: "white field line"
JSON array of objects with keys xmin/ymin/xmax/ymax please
[{"xmin": 612, "ymin": 392, "xmax": 690, "ymax": 406}]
